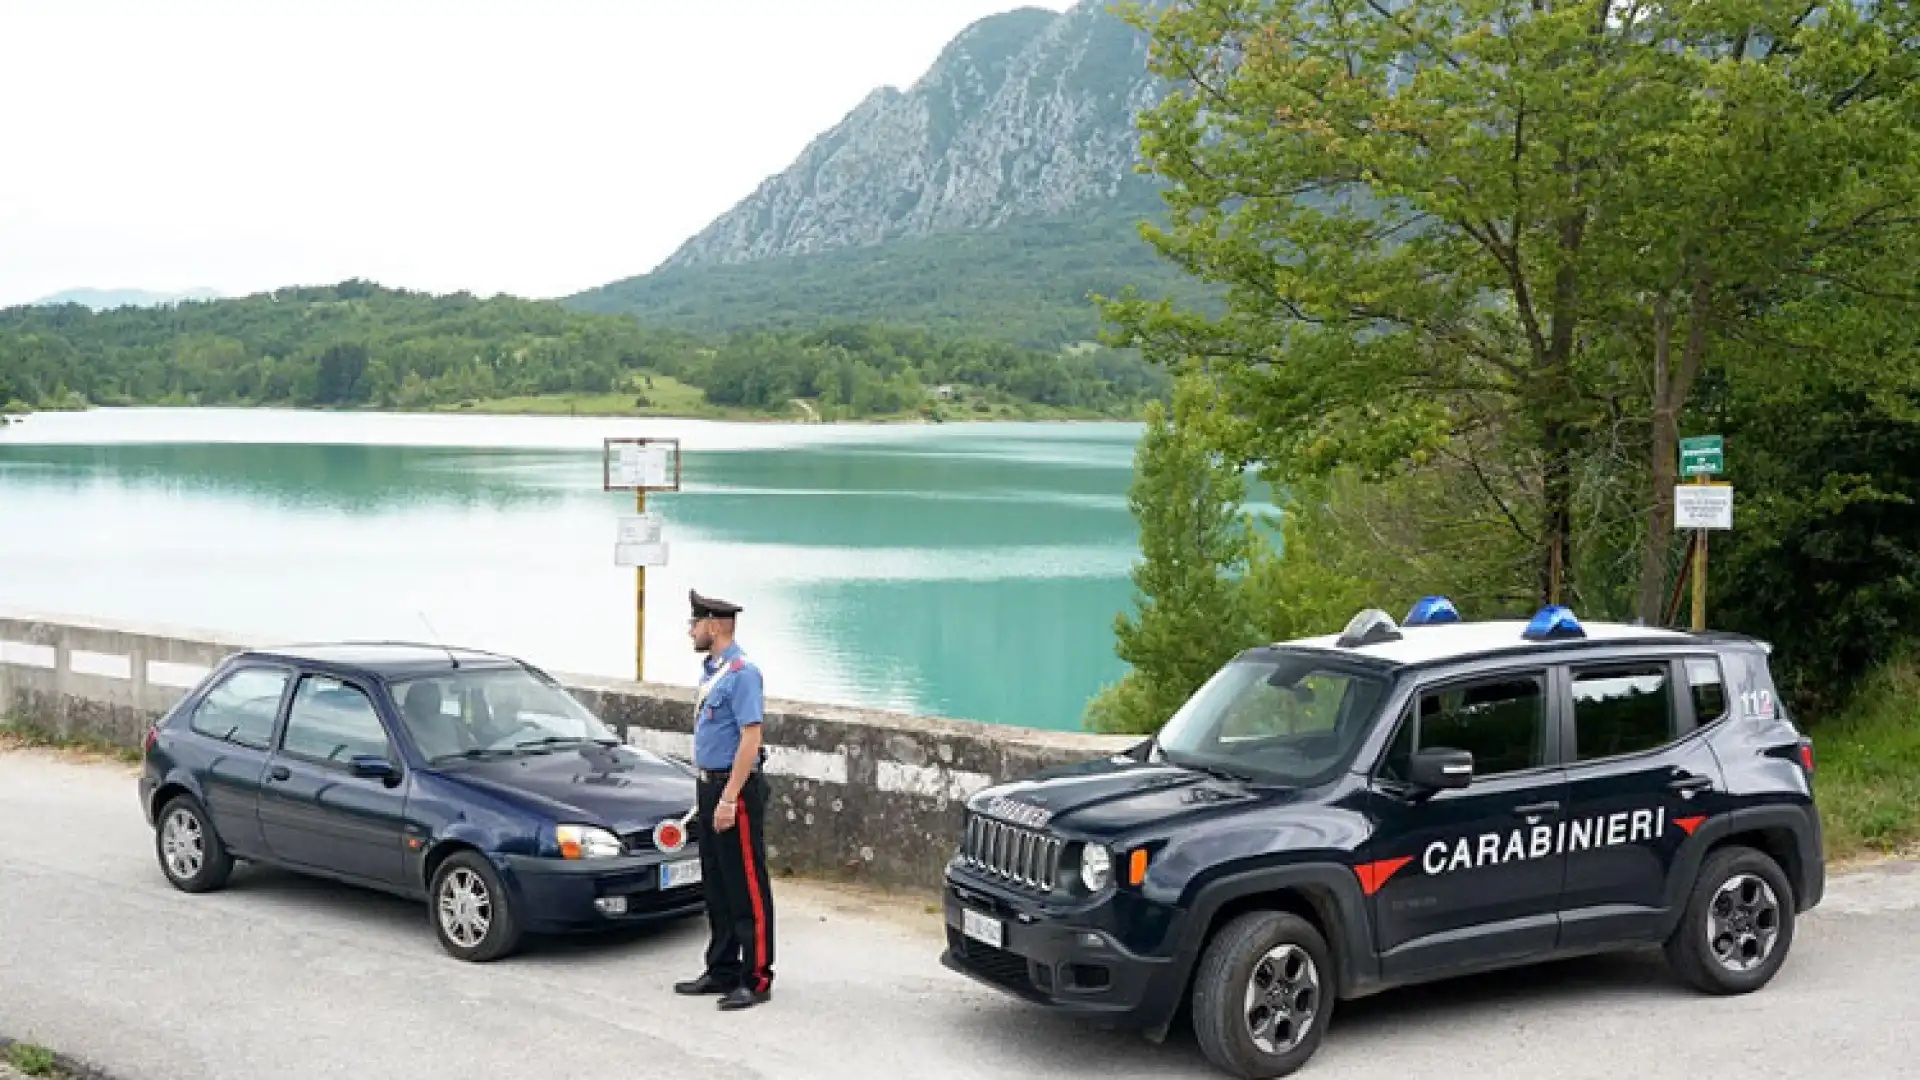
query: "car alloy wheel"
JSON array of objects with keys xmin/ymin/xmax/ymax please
[
  {"xmin": 1707, "ymin": 872, "xmax": 1781, "ymax": 973},
  {"xmin": 438, "ymin": 866, "xmax": 493, "ymax": 949},
  {"xmin": 161, "ymin": 807, "xmax": 204, "ymax": 881},
  {"xmin": 153, "ymin": 794, "xmax": 233, "ymax": 893},
  {"xmin": 428, "ymin": 851, "xmax": 522, "ymax": 962},
  {"xmin": 1243, "ymin": 942, "xmax": 1319, "ymax": 1056}
]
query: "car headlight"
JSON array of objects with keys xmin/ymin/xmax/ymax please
[
  {"xmin": 555, "ymin": 824, "xmax": 622, "ymax": 860},
  {"xmin": 1080, "ymin": 843, "xmax": 1113, "ymax": 892}
]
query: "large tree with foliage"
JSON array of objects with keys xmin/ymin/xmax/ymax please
[{"xmin": 1102, "ymin": 0, "xmax": 1920, "ymax": 620}]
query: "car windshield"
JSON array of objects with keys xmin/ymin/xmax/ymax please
[
  {"xmin": 388, "ymin": 666, "xmax": 620, "ymax": 763},
  {"xmin": 1149, "ymin": 649, "xmax": 1392, "ymax": 785}
]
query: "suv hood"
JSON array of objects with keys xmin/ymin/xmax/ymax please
[
  {"xmin": 971, "ymin": 752, "xmax": 1271, "ymax": 838},
  {"xmin": 431, "ymin": 743, "xmax": 696, "ymax": 834}
]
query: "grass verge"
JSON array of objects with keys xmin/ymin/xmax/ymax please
[
  {"xmin": 1810, "ymin": 654, "xmax": 1920, "ymax": 865},
  {"xmin": 3, "ymin": 1040, "xmax": 61, "ymax": 1078},
  {"xmin": 0, "ymin": 724, "xmax": 141, "ymax": 766}
]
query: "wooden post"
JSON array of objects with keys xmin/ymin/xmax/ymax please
[
  {"xmin": 1690, "ymin": 474, "xmax": 1708, "ymax": 630},
  {"xmin": 635, "ymin": 487, "xmax": 647, "ymax": 682}
]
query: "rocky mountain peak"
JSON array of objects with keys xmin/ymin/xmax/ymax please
[{"xmin": 656, "ymin": 0, "xmax": 1163, "ymax": 271}]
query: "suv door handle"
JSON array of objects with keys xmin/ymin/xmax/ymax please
[
  {"xmin": 268, "ymin": 765, "xmax": 291, "ymax": 782},
  {"xmin": 1669, "ymin": 774, "xmax": 1713, "ymax": 793},
  {"xmin": 1513, "ymin": 801, "xmax": 1560, "ymax": 816}
]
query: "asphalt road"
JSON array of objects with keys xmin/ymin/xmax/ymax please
[{"xmin": 2, "ymin": 747, "xmax": 1917, "ymax": 1080}]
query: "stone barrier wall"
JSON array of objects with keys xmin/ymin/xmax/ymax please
[{"xmin": 0, "ymin": 609, "xmax": 1133, "ymax": 892}]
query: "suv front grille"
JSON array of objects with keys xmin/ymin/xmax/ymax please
[{"xmin": 962, "ymin": 813, "xmax": 1062, "ymax": 891}]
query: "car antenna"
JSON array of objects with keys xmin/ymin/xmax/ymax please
[{"xmin": 418, "ymin": 611, "xmax": 460, "ymax": 668}]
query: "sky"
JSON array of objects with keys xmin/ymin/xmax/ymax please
[{"xmin": 0, "ymin": 0, "xmax": 1077, "ymax": 308}]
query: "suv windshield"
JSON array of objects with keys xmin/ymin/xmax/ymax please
[
  {"xmin": 388, "ymin": 666, "xmax": 619, "ymax": 763},
  {"xmin": 1150, "ymin": 649, "xmax": 1392, "ymax": 785}
]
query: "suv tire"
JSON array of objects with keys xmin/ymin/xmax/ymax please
[
  {"xmin": 1191, "ymin": 910, "xmax": 1333, "ymax": 1079},
  {"xmin": 1665, "ymin": 844, "xmax": 1796, "ymax": 995},
  {"xmin": 155, "ymin": 793, "xmax": 234, "ymax": 893},
  {"xmin": 429, "ymin": 850, "xmax": 523, "ymax": 962}
]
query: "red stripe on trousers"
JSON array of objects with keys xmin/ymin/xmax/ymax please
[{"xmin": 738, "ymin": 803, "xmax": 770, "ymax": 991}]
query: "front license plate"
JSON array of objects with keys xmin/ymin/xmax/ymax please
[
  {"xmin": 661, "ymin": 858, "xmax": 702, "ymax": 890},
  {"xmin": 962, "ymin": 908, "xmax": 1003, "ymax": 949}
]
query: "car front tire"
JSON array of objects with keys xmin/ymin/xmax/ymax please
[
  {"xmin": 1191, "ymin": 911, "xmax": 1334, "ymax": 1080},
  {"xmin": 429, "ymin": 850, "xmax": 522, "ymax": 962},
  {"xmin": 1665, "ymin": 844, "xmax": 1796, "ymax": 995},
  {"xmin": 155, "ymin": 794, "xmax": 234, "ymax": 893}
]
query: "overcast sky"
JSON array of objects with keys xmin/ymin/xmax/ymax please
[{"xmin": 0, "ymin": 0, "xmax": 1075, "ymax": 308}]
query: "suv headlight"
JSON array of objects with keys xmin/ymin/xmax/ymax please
[
  {"xmin": 555, "ymin": 824, "xmax": 622, "ymax": 859},
  {"xmin": 1079, "ymin": 843, "xmax": 1113, "ymax": 892}
]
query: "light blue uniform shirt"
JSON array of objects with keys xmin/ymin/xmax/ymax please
[{"xmin": 693, "ymin": 642, "xmax": 765, "ymax": 771}]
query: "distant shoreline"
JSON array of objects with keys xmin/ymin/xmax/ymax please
[{"xmin": 0, "ymin": 395, "xmax": 1147, "ymax": 428}]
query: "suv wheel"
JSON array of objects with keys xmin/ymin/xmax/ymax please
[
  {"xmin": 1665, "ymin": 845, "xmax": 1796, "ymax": 995},
  {"xmin": 430, "ymin": 851, "xmax": 522, "ymax": 962},
  {"xmin": 1191, "ymin": 911, "xmax": 1333, "ymax": 1079},
  {"xmin": 155, "ymin": 794, "xmax": 234, "ymax": 893}
]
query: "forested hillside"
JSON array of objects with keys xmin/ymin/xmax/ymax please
[
  {"xmin": 0, "ymin": 281, "xmax": 1167, "ymax": 422},
  {"xmin": 566, "ymin": 210, "xmax": 1212, "ymax": 350}
]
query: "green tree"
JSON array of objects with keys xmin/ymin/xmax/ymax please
[
  {"xmin": 1103, "ymin": 0, "xmax": 1920, "ymax": 618},
  {"xmin": 1085, "ymin": 372, "xmax": 1260, "ymax": 734}
]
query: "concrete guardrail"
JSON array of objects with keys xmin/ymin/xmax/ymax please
[{"xmin": 0, "ymin": 609, "xmax": 1133, "ymax": 892}]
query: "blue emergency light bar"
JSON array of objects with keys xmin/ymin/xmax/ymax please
[
  {"xmin": 1405, "ymin": 596, "xmax": 1462, "ymax": 626},
  {"xmin": 1522, "ymin": 605, "xmax": 1586, "ymax": 641}
]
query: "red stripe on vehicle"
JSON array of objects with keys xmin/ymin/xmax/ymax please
[
  {"xmin": 738, "ymin": 803, "xmax": 770, "ymax": 991},
  {"xmin": 1354, "ymin": 856, "xmax": 1413, "ymax": 896},
  {"xmin": 1674, "ymin": 815, "xmax": 1707, "ymax": 836}
]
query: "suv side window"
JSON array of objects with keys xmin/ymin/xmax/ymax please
[
  {"xmin": 1379, "ymin": 671, "xmax": 1548, "ymax": 780},
  {"xmin": 187, "ymin": 667, "xmax": 290, "ymax": 750},
  {"xmin": 1684, "ymin": 656, "xmax": 1728, "ymax": 725},
  {"xmin": 280, "ymin": 675, "xmax": 394, "ymax": 767},
  {"xmin": 1570, "ymin": 662, "xmax": 1676, "ymax": 760}
]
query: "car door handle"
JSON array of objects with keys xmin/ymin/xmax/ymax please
[
  {"xmin": 268, "ymin": 765, "xmax": 291, "ymax": 782},
  {"xmin": 1669, "ymin": 774, "xmax": 1713, "ymax": 792},
  {"xmin": 1513, "ymin": 801, "xmax": 1560, "ymax": 816}
]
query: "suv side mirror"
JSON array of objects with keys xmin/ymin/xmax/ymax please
[
  {"xmin": 349, "ymin": 755, "xmax": 398, "ymax": 784},
  {"xmin": 1408, "ymin": 747, "xmax": 1473, "ymax": 790}
]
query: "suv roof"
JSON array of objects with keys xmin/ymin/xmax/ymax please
[
  {"xmin": 1277, "ymin": 604, "xmax": 1759, "ymax": 672},
  {"xmin": 238, "ymin": 641, "xmax": 527, "ymax": 678}
]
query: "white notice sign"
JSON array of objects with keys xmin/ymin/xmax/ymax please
[
  {"xmin": 610, "ymin": 442, "xmax": 674, "ymax": 489},
  {"xmin": 615, "ymin": 540, "xmax": 669, "ymax": 568},
  {"xmin": 1674, "ymin": 485, "xmax": 1733, "ymax": 530},
  {"xmin": 617, "ymin": 514, "xmax": 662, "ymax": 545}
]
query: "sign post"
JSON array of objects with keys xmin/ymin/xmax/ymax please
[
  {"xmin": 604, "ymin": 437, "xmax": 682, "ymax": 681},
  {"xmin": 1674, "ymin": 436, "xmax": 1729, "ymax": 631}
]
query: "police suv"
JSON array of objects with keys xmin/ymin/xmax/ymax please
[{"xmin": 940, "ymin": 600, "xmax": 1823, "ymax": 1079}]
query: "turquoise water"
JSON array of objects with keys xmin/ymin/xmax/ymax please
[{"xmin": 0, "ymin": 408, "xmax": 1153, "ymax": 731}]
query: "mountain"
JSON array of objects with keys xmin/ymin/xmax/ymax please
[
  {"xmin": 567, "ymin": 0, "xmax": 1207, "ymax": 350},
  {"xmin": 34, "ymin": 287, "xmax": 223, "ymax": 310}
]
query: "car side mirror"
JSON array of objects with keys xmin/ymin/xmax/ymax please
[
  {"xmin": 1408, "ymin": 747, "xmax": 1473, "ymax": 791},
  {"xmin": 349, "ymin": 755, "xmax": 398, "ymax": 784}
]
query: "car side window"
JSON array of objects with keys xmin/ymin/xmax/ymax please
[
  {"xmin": 1414, "ymin": 673, "xmax": 1548, "ymax": 777},
  {"xmin": 1571, "ymin": 662, "xmax": 1676, "ymax": 760},
  {"xmin": 1685, "ymin": 656, "xmax": 1728, "ymax": 725},
  {"xmin": 281, "ymin": 675, "xmax": 393, "ymax": 767},
  {"xmin": 188, "ymin": 667, "xmax": 289, "ymax": 750}
]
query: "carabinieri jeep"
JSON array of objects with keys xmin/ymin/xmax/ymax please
[{"xmin": 939, "ymin": 600, "xmax": 1824, "ymax": 1078}]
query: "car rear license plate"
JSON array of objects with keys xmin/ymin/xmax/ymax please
[
  {"xmin": 661, "ymin": 858, "xmax": 702, "ymax": 890},
  {"xmin": 962, "ymin": 908, "xmax": 1003, "ymax": 948}
]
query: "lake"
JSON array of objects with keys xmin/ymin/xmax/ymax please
[{"xmin": 0, "ymin": 407, "xmax": 1155, "ymax": 732}]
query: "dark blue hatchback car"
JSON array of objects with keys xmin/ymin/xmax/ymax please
[{"xmin": 138, "ymin": 641, "xmax": 706, "ymax": 961}]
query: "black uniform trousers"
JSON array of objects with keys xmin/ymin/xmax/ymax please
[{"xmin": 696, "ymin": 770, "xmax": 775, "ymax": 993}]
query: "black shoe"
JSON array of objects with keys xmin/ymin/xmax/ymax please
[
  {"xmin": 717, "ymin": 986, "xmax": 770, "ymax": 1010},
  {"xmin": 674, "ymin": 974, "xmax": 732, "ymax": 996}
]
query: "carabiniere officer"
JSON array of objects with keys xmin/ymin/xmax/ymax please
[{"xmin": 673, "ymin": 589, "xmax": 776, "ymax": 1010}]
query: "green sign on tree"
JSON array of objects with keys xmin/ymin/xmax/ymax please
[{"xmin": 1680, "ymin": 435, "xmax": 1724, "ymax": 477}]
